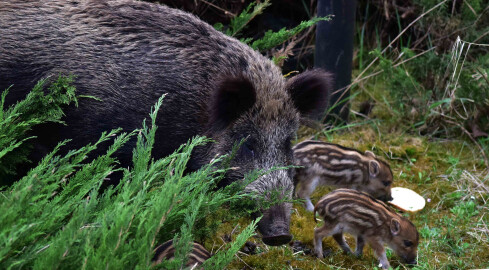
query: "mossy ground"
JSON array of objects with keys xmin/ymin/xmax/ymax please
[{"xmin": 205, "ymin": 87, "xmax": 489, "ymax": 269}]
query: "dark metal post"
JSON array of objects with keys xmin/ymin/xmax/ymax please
[{"xmin": 315, "ymin": 0, "xmax": 356, "ymax": 122}]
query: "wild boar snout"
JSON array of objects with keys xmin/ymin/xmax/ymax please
[
  {"xmin": 246, "ymin": 167, "xmax": 294, "ymax": 246},
  {"xmin": 254, "ymin": 202, "xmax": 292, "ymax": 246}
]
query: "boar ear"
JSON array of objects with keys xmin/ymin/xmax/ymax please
[
  {"xmin": 390, "ymin": 219, "xmax": 401, "ymax": 236},
  {"xmin": 286, "ymin": 69, "xmax": 333, "ymax": 119},
  {"xmin": 365, "ymin": 150, "xmax": 376, "ymax": 158},
  {"xmin": 209, "ymin": 76, "xmax": 256, "ymax": 130},
  {"xmin": 369, "ymin": 160, "xmax": 380, "ymax": 177}
]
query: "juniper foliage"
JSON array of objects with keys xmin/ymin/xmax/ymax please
[
  {"xmin": 214, "ymin": 1, "xmax": 332, "ymax": 53},
  {"xmin": 0, "ymin": 82, "xmax": 258, "ymax": 269},
  {"xmin": 250, "ymin": 16, "xmax": 333, "ymax": 51},
  {"xmin": 213, "ymin": 0, "xmax": 271, "ymax": 38},
  {"xmin": 0, "ymin": 76, "xmax": 77, "ymax": 181}
]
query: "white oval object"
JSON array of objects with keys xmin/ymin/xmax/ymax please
[{"xmin": 388, "ymin": 187, "xmax": 426, "ymax": 212}]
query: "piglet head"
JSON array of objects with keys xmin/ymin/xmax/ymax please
[{"xmin": 388, "ymin": 218, "xmax": 419, "ymax": 265}]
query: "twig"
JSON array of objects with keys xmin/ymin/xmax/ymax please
[
  {"xmin": 444, "ymin": 119, "xmax": 489, "ymax": 169},
  {"xmin": 115, "ymin": 214, "xmax": 135, "ymax": 251},
  {"xmin": 295, "ymin": 26, "xmax": 317, "ymax": 63},
  {"xmin": 151, "ymin": 194, "xmax": 176, "ymax": 248},
  {"xmin": 383, "ymin": 0, "xmax": 390, "ymax": 19},
  {"xmin": 475, "ymin": 67, "xmax": 489, "ymax": 87},
  {"xmin": 473, "ymin": 29, "xmax": 489, "ymax": 44},
  {"xmin": 234, "ymin": 252, "xmax": 254, "ymax": 269},
  {"xmin": 114, "ymin": 227, "xmax": 124, "ymax": 251},
  {"xmin": 412, "ymin": 24, "xmax": 433, "ymax": 49},
  {"xmin": 431, "ymin": 5, "xmax": 489, "ymax": 45},
  {"xmin": 463, "ymin": 0, "xmax": 477, "ymax": 17},
  {"xmin": 461, "ymin": 41, "xmax": 489, "ymax": 47},
  {"xmin": 444, "ymin": 37, "xmax": 464, "ymax": 98},
  {"xmin": 198, "ymin": 0, "xmax": 236, "ymax": 17}
]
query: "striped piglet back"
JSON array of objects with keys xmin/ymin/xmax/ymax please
[
  {"xmin": 152, "ymin": 240, "xmax": 211, "ymax": 268},
  {"xmin": 313, "ymin": 188, "xmax": 395, "ymax": 225}
]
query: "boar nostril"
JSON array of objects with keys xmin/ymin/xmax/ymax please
[
  {"xmin": 262, "ymin": 234, "xmax": 292, "ymax": 246},
  {"xmin": 387, "ymin": 195, "xmax": 394, "ymax": 201}
]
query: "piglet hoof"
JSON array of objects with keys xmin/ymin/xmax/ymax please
[
  {"xmin": 314, "ymin": 248, "xmax": 332, "ymax": 258},
  {"xmin": 353, "ymin": 250, "xmax": 363, "ymax": 258},
  {"xmin": 289, "ymin": 240, "xmax": 312, "ymax": 255}
]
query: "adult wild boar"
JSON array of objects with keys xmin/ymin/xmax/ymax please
[{"xmin": 0, "ymin": 0, "xmax": 332, "ymax": 246}]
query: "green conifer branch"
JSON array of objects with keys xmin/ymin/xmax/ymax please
[{"xmin": 251, "ymin": 16, "xmax": 333, "ymax": 51}]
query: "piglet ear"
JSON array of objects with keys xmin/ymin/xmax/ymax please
[
  {"xmin": 390, "ymin": 219, "xmax": 401, "ymax": 236},
  {"xmin": 365, "ymin": 150, "xmax": 376, "ymax": 158},
  {"xmin": 369, "ymin": 160, "xmax": 380, "ymax": 177},
  {"xmin": 208, "ymin": 76, "xmax": 256, "ymax": 130},
  {"xmin": 286, "ymin": 69, "xmax": 333, "ymax": 119}
]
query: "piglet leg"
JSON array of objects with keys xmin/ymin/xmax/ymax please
[
  {"xmin": 368, "ymin": 239, "xmax": 390, "ymax": 269},
  {"xmin": 333, "ymin": 233, "xmax": 352, "ymax": 254},
  {"xmin": 314, "ymin": 223, "xmax": 333, "ymax": 258},
  {"xmin": 297, "ymin": 176, "xmax": 319, "ymax": 212},
  {"xmin": 354, "ymin": 236, "xmax": 365, "ymax": 257}
]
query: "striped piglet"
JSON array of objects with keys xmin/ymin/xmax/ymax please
[
  {"xmin": 313, "ymin": 189, "xmax": 419, "ymax": 269},
  {"xmin": 152, "ymin": 240, "xmax": 211, "ymax": 269}
]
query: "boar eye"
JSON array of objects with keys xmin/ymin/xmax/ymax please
[
  {"xmin": 404, "ymin": 240, "xmax": 413, "ymax": 247},
  {"xmin": 283, "ymin": 137, "xmax": 292, "ymax": 151},
  {"xmin": 239, "ymin": 141, "xmax": 255, "ymax": 159},
  {"xmin": 382, "ymin": 181, "xmax": 391, "ymax": 187}
]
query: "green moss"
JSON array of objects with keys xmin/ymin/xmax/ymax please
[{"xmin": 210, "ymin": 119, "xmax": 489, "ymax": 269}]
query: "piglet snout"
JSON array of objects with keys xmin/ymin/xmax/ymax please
[
  {"xmin": 378, "ymin": 194, "xmax": 394, "ymax": 202},
  {"xmin": 406, "ymin": 259, "xmax": 417, "ymax": 265},
  {"xmin": 403, "ymin": 255, "xmax": 417, "ymax": 266}
]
